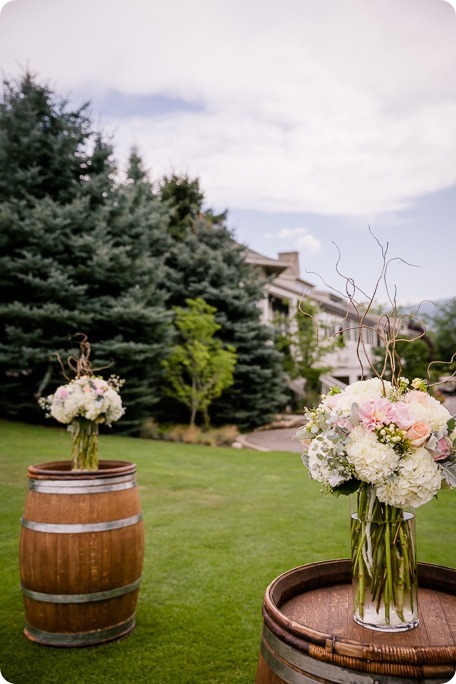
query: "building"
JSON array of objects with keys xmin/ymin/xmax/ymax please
[{"xmin": 241, "ymin": 245, "xmax": 384, "ymax": 394}]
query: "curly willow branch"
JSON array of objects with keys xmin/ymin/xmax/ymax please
[
  {"xmin": 51, "ymin": 333, "xmax": 113, "ymax": 381},
  {"xmin": 301, "ymin": 229, "xmax": 437, "ymax": 390}
]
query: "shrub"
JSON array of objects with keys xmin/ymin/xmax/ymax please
[{"xmin": 140, "ymin": 420, "xmax": 239, "ymax": 447}]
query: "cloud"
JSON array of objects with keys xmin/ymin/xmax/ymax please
[
  {"xmin": 442, "ymin": 1, "xmax": 456, "ymax": 13},
  {"xmin": 268, "ymin": 227, "xmax": 321, "ymax": 255},
  {"xmin": 1, "ymin": 0, "xmax": 456, "ymax": 217}
]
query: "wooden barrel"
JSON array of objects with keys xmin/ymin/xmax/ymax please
[
  {"xmin": 256, "ymin": 559, "xmax": 456, "ymax": 684},
  {"xmin": 19, "ymin": 460, "xmax": 144, "ymax": 647}
]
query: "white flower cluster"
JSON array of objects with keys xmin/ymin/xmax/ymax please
[
  {"xmin": 294, "ymin": 377, "xmax": 455, "ymax": 508},
  {"xmin": 375, "ymin": 448, "xmax": 442, "ymax": 508},
  {"xmin": 346, "ymin": 427, "xmax": 400, "ymax": 485},
  {"xmin": 41, "ymin": 375, "xmax": 124, "ymax": 426},
  {"xmin": 307, "ymin": 435, "xmax": 352, "ymax": 488}
]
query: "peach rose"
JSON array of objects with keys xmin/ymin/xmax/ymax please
[
  {"xmin": 299, "ymin": 438, "xmax": 313, "ymax": 453},
  {"xmin": 406, "ymin": 421, "xmax": 431, "ymax": 447},
  {"xmin": 405, "ymin": 390, "xmax": 434, "ymax": 407}
]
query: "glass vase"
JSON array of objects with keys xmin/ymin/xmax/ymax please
[
  {"xmin": 350, "ymin": 483, "xmax": 419, "ymax": 632},
  {"xmin": 70, "ymin": 418, "xmax": 99, "ymax": 471}
]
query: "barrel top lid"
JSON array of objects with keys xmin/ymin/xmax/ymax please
[
  {"xmin": 262, "ymin": 559, "xmax": 456, "ymax": 670},
  {"xmin": 27, "ymin": 460, "xmax": 137, "ymax": 480}
]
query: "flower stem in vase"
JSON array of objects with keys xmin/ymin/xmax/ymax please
[
  {"xmin": 350, "ymin": 484, "xmax": 419, "ymax": 632},
  {"xmin": 71, "ymin": 418, "xmax": 99, "ymax": 470}
]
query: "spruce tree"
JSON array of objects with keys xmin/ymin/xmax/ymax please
[
  {"xmin": 86, "ymin": 150, "xmax": 172, "ymax": 432},
  {"xmin": 159, "ymin": 176, "xmax": 287, "ymax": 429},
  {"xmin": 0, "ymin": 75, "xmax": 170, "ymax": 431},
  {"xmin": 0, "ymin": 72, "xmax": 94, "ymax": 204}
]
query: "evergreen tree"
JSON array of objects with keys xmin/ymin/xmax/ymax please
[
  {"xmin": 159, "ymin": 176, "xmax": 287, "ymax": 429},
  {"xmin": 159, "ymin": 173, "xmax": 205, "ymax": 240},
  {"xmin": 86, "ymin": 149, "xmax": 173, "ymax": 432},
  {"xmin": 433, "ymin": 300, "xmax": 456, "ymax": 372},
  {"xmin": 0, "ymin": 74, "xmax": 171, "ymax": 431},
  {"xmin": 0, "ymin": 72, "xmax": 95, "ymax": 204}
]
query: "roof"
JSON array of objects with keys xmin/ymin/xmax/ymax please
[{"xmin": 240, "ymin": 244, "xmax": 315, "ymax": 288}]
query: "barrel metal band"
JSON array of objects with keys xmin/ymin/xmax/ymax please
[
  {"xmin": 20, "ymin": 513, "xmax": 143, "ymax": 534},
  {"xmin": 29, "ymin": 480, "xmax": 136, "ymax": 495},
  {"xmin": 24, "ymin": 616, "xmax": 136, "ymax": 646},
  {"xmin": 261, "ymin": 624, "xmax": 378, "ymax": 684},
  {"xmin": 29, "ymin": 474, "xmax": 136, "ymax": 494},
  {"xmin": 21, "ymin": 577, "xmax": 141, "ymax": 604}
]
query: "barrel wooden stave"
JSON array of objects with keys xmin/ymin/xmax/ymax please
[
  {"xmin": 20, "ymin": 525, "xmax": 143, "ymax": 594},
  {"xmin": 19, "ymin": 460, "xmax": 144, "ymax": 647},
  {"xmin": 23, "ymin": 590, "xmax": 140, "ymax": 633},
  {"xmin": 22, "ymin": 487, "xmax": 140, "ymax": 524}
]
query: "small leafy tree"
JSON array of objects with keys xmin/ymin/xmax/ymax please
[
  {"xmin": 274, "ymin": 298, "xmax": 336, "ymax": 407},
  {"xmin": 162, "ymin": 298, "xmax": 237, "ymax": 427}
]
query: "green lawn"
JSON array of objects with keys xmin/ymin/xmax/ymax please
[{"xmin": 1, "ymin": 419, "xmax": 454, "ymax": 684}]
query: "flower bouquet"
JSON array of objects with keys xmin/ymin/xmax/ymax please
[
  {"xmin": 294, "ymin": 376, "xmax": 455, "ymax": 631},
  {"xmin": 292, "ymin": 232, "xmax": 456, "ymax": 631},
  {"xmin": 39, "ymin": 336, "xmax": 125, "ymax": 470}
]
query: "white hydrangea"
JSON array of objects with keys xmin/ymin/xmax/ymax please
[
  {"xmin": 346, "ymin": 426, "xmax": 400, "ymax": 484},
  {"xmin": 102, "ymin": 387, "xmax": 124, "ymax": 423},
  {"xmin": 307, "ymin": 435, "xmax": 352, "ymax": 488},
  {"xmin": 327, "ymin": 378, "xmax": 392, "ymax": 417},
  {"xmin": 47, "ymin": 376, "xmax": 124, "ymax": 426},
  {"xmin": 50, "ymin": 383, "xmax": 85, "ymax": 423},
  {"xmin": 375, "ymin": 447, "xmax": 442, "ymax": 508}
]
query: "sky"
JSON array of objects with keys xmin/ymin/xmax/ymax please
[{"xmin": 1, "ymin": 0, "xmax": 455, "ymax": 306}]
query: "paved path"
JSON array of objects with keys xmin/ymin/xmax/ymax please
[
  {"xmin": 241, "ymin": 427, "xmax": 303, "ymax": 453},
  {"xmin": 243, "ymin": 396, "xmax": 456, "ymax": 453}
]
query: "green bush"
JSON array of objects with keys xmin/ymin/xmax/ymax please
[{"xmin": 140, "ymin": 420, "xmax": 240, "ymax": 446}]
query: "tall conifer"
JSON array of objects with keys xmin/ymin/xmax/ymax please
[
  {"xmin": 160, "ymin": 176, "xmax": 287, "ymax": 429},
  {"xmin": 0, "ymin": 75, "xmax": 170, "ymax": 430}
]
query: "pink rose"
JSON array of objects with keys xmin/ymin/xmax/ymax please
[
  {"xmin": 406, "ymin": 422, "xmax": 431, "ymax": 447},
  {"xmin": 55, "ymin": 387, "xmax": 69, "ymax": 399},
  {"xmin": 390, "ymin": 401, "xmax": 415, "ymax": 430},
  {"xmin": 358, "ymin": 397, "xmax": 395, "ymax": 431},
  {"xmin": 430, "ymin": 436, "xmax": 452, "ymax": 461}
]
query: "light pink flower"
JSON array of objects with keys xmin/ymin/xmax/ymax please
[
  {"xmin": 333, "ymin": 417, "xmax": 354, "ymax": 431},
  {"xmin": 390, "ymin": 401, "xmax": 415, "ymax": 430},
  {"xmin": 357, "ymin": 397, "xmax": 395, "ymax": 431},
  {"xmin": 55, "ymin": 387, "xmax": 69, "ymax": 400},
  {"xmin": 430, "ymin": 436, "xmax": 452, "ymax": 461},
  {"xmin": 405, "ymin": 390, "xmax": 434, "ymax": 407},
  {"xmin": 322, "ymin": 393, "xmax": 341, "ymax": 411},
  {"xmin": 406, "ymin": 421, "xmax": 431, "ymax": 447}
]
